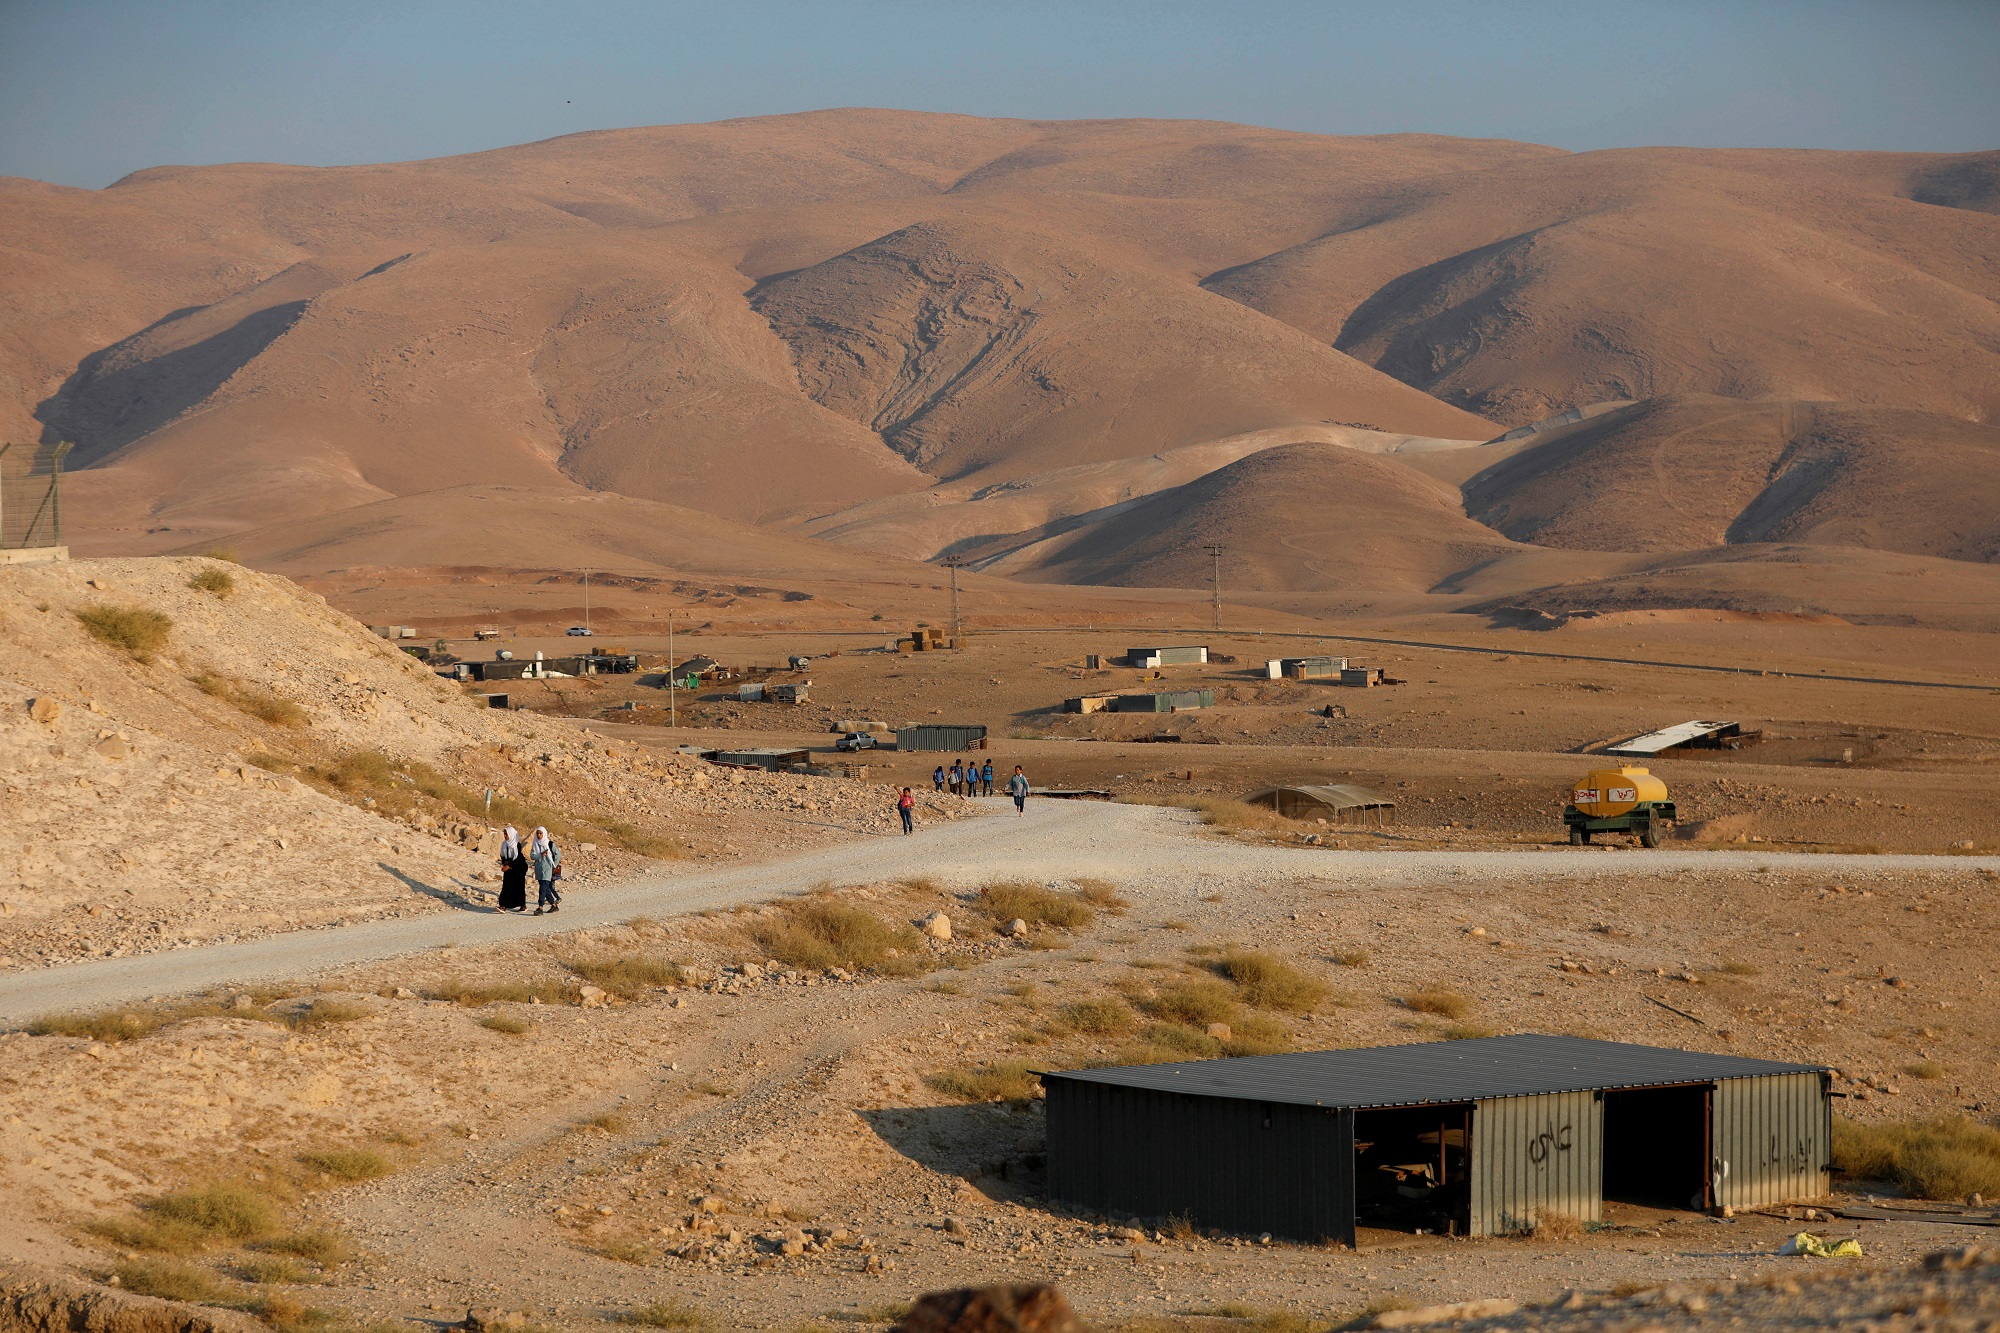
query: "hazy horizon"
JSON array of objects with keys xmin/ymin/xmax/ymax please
[{"xmin": 3, "ymin": 0, "xmax": 1995, "ymax": 189}]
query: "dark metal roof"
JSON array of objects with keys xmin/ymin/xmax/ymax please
[{"xmin": 1039, "ymin": 1035, "xmax": 1826, "ymax": 1111}]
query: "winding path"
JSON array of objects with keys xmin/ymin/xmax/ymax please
[{"xmin": 2, "ymin": 800, "xmax": 1992, "ymax": 1023}]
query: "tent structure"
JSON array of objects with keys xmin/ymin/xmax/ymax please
[{"xmin": 1244, "ymin": 784, "xmax": 1394, "ymax": 825}]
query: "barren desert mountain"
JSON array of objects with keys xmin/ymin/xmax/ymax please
[
  {"xmin": 1000, "ymin": 441, "xmax": 1522, "ymax": 593},
  {"xmin": 1205, "ymin": 148, "xmax": 2000, "ymax": 427},
  {"xmin": 1462, "ymin": 395, "xmax": 2000, "ymax": 563},
  {"xmin": 3, "ymin": 110, "xmax": 1997, "ymax": 622}
]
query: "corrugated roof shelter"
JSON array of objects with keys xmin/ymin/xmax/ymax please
[
  {"xmin": 896, "ymin": 723, "xmax": 989, "ymax": 751},
  {"xmin": 1606, "ymin": 720, "xmax": 1755, "ymax": 757},
  {"xmin": 1115, "ymin": 689, "xmax": 1214, "ymax": 713},
  {"xmin": 1244, "ymin": 784, "xmax": 1394, "ymax": 825},
  {"xmin": 1126, "ymin": 645, "xmax": 1207, "ymax": 667},
  {"xmin": 1044, "ymin": 1035, "xmax": 1828, "ymax": 1245}
]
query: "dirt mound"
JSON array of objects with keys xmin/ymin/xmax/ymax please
[
  {"xmin": 1001, "ymin": 442, "xmax": 1519, "ymax": 593},
  {"xmin": 1461, "ymin": 396, "xmax": 2000, "ymax": 562}
]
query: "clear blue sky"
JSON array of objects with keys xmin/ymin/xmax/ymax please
[{"xmin": 3, "ymin": 0, "xmax": 1995, "ymax": 188}]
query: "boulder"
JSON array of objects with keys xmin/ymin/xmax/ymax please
[
  {"xmin": 94, "ymin": 736, "xmax": 131, "ymax": 760},
  {"xmin": 1204, "ymin": 1023, "xmax": 1232, "ymax": 1041},
  {"xmin": 921, "ymin": 913, "xmax": 953, "ymax": 941},
  {"xmin": 1006, "ymin": 919, "xmax": 1029, "ymax": 938},
  {"xmin": 28, "ymin": 697, "xmax": 62, "ymax": 724},
  {"xmin": 463, "ymin": 1310, "xmax": 528, "ymax": 1332},
  {"xmin": 577, "ymin": 985, "xmax": 611, "ymax": 1008},
  {"xmin": 1368, "ymin": 1299, "xmax": 1519, "ymax": 1329},
  {"xmin": 895, "ymin": 1285, "xmax": 1087, "ymax": 1333}
]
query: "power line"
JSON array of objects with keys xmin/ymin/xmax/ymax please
[{"xmin": 1203, "ymin": 543, "xmax": 1225, "ymax": 631}]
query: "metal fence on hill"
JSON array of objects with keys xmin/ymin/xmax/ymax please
[{"xmin": 0, "ymin": 441, "xmax": 71, "ymax": 549}]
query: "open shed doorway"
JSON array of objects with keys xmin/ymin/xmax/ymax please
[
  {"xmin": 1603, "ymin": 1084, "xmax": 1712, "ymax": 1210},
  {"xmin": 1353, "ymin": 1104, "xmax": 1470, "ymax": 1235}
]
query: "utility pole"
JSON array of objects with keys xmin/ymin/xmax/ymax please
[
  {"xmin": 582, "ymin": 571, "xmax": 590, "ymax": 634},
  {"xmin": 666, "ymin": 610, "xmax": 676, "ymax": 730},
  {"xmin": 1204, "ymin": 542, "xmax": 1225, "ymax": 631},
  {"xmin": 943, "ymin": 555, "xmax": 964, "ymax": 643}
]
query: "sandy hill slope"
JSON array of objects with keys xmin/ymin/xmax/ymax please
[
  {"xmin": 1462, "ymin": 395, "xmax": 2000, "ymax": 563},
  {"xmin": 0, "ymin": 556, "xmax": 923, "ymax": 971},
  {"xmin": 999, "ymin": 442, "xmax": 1523, "ymax": 594},
  {"xmin": 1204, "ymin": 147, "xmax": 2000, "ymax": 426}
]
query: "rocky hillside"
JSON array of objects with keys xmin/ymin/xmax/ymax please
[{"xmin": 0, "ymin": 556, "xmax": 931, "ymax": 970}]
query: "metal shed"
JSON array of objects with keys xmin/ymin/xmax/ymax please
[
  {"xmin": 1243, "ymin": 784, "xmax": 1394, "ymax": 825},
  {"xmin": 1115, "ymin": 689, "xmax": 1215, "ymax": 713},
  {"xmin": 1043, "ymin": 1035, "xmax": 1828, "ymax": 1245},
  {"xmin": 1606, "ymin": 720, "xmax": 1759, "ymax": 757},
  {"xmin": 1265, "ymin": 656, "xmax": 1347, "ymax": 680},
  {"xmin": 895, "ymin": 724, "xmax": 989, "ymax": 752},
  {"xmin": 1125, "ymin": 645, "xmax": 1208, "ymax": 667}
]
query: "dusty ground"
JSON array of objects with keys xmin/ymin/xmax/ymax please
[{"xmin": 2, "ymin": 801, "xmax": 1995, "ymax": 1329}]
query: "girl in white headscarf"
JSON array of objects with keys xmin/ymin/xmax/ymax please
[
  {"xmin": 529, "ymin": 827, "xmax": 562, "ymax": 915},
  {"xmin": 497, "ymin": 825, "xmax": 528, "ymax": 912}
]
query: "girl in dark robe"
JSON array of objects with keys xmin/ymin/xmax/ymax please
[{"xmin": 497, "ymin": 825, "xmax": 529, "ymax": 912}]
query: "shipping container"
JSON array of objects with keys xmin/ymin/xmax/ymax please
[
  {"xmin": 895, "ymin": 724, "xmax": 989, "ymax": 752},
  {"xmin": 1125, "ymin": 645, "xmax": 1208, "ymax": 667}
]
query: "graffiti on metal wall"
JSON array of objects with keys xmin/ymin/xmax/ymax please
[{"xmin": 1526, "ymin": 1120, "xmax": 1573, "ymax": 1169}]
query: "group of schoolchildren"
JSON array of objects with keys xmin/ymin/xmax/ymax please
[{"xmin": 932, "ymin": 758, "xmax": 995, "ymax": 797}]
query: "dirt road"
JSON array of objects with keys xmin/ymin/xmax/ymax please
[{"xmin": 3, "ymin": 801, "xmax": 1993, "ymax": 1024}]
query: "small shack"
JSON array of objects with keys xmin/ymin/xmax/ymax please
[
  {"xmin": 1244, "ymin": 784, "xmax": 1394, "ymax": 826},
  {"xmin": 1266, "ymin": 656, "xmax": 1347, "ymax": 680},
  {"xmin": 1126, "ymin": 645, "xmax": 1207, "ymax": 667},
  {"xmin": 1605, "ymin": 720, "xmax": 1759, "ymax": 758},
  {"xmin": 1116, "ymin": 689, "xmax": 1215, "ymax": 713},
  {"xmin": 1045, "ymin": 1034, "xmax": 1829, "ymax": 1246},
  {"xmin": 896, "ymin": 723, "xmax": 989, "ymax": 752},
  {"xmin": 1064, "ymin": 692, "xmax": 1120, "ymax": 714},
  {"xmin": 1340, "ymin": 666, "xmax": 1386, "ymax": 688}
]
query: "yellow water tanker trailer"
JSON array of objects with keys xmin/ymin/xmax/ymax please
[{"xmin": 1563, "ymin": 765, "xmax": 1676, "ymax": 846}]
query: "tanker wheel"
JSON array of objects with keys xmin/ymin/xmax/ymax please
[
  {"xmin": 1639, "ymin": 818, "xmax": 1661, "ymax": 848},
  {"xmin": 1569, "ymin": 825, "xmax": 1587, "ymax": 846}
]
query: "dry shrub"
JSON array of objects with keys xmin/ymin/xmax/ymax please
[
  {"xmin": 1053, "ymin": 996, "xmax": 1137, "ymax": 1036},
  {"xmin": 255, "ymin": 1229, "xmax": 350, "ymax": 1266},
  {"xmin": 1833, "ymin": 1116, "xmax": 2000, "ymax": 1200},
  {"xmin": 593, "ymin": 1237, "xmax": 654, "ymax": 1266},
  {"xmin": 578, "ymin": 1112, "xmax": 628, "ymax": 1133},
  {"xmin": 1144, "ymin": 981, "xmax": 1241, "ymax": 1027},
  {"xmin": 1073, "ymin": 878, "xmax": 1130, "ymax": 912},
  {"xmin": 618, "ymin": 1301, "xmax": 714, "ymax": 1330},
  {"xmin": 94, "ymin": 1180, "xmax": 286, "ymax": 1253},
  {"xmin": 1439, "ymin": 1024, "xmax": 1500, "ymax": 1041},
  {"xmin": 1403, "ymin": 986, "xmax": 1472, "ymax": 1021},
  {"xmin": 978, "ymin": 881, "xmax": 1095, "ymax": 931},
  {"xmin": 925, "ymin": 1060, "xmax": 1040, "ymax": 1103},
  {"xmin": 236, "ymin": 1255, "xmax": 321, "ymax": 1285},
  {"xmin": 598, "ymin": 819, "xmax": 683, "ymax": 858},
  {"xmin": 199, "ymin": 547, "xmax": 241, "ymax": 563},
  {"xmin": 288, "ymin": 1000, "xmax": 367, "ymax": 1030},
  {"xmin": 565, "ymin": 954, "xmax": 688, "ymax": 998},
  {"xmin": 1715, "ymin": 959, "xmax": 1761, "ymax": 976},
  {"xmin": 1329, "ymin": 947, "xmax": 1371, "ymax": 968},
  {"xmin": 479, "ymin": 1013, "xmax": 531, "ymax": 1036},
  {"xmin": 1213, "ymin": 950, "xmax": 1328, "ymax": 1013},
  {"xmin": 188, "ymin": 566, "xmax": 236, "ymax": 597},
  {"xmin": 76, "ymin": 604, "xmax": 172, "ymax": 660},
  {"xmin": 114, "ymin": 1257, "xmax": 227, "ymax": 1303},
  {"xmin": 427, "ymin": 978, "xmax": 573, "ymax": 1006},
  {"xmin": 298, "ymin": 1148, "xmax": 394, "ymax": 1182},
  {"xmin": 753, "ymin": 898, "xmax": 926, "ymax": 975},
  {"xmin": 245, "ymin": 1292, "xmax": 317, "ymax": 1332},
  {"xmin": 1225, "ymin": 1014, "xmax": 1294, "ymax": 1057},
  {"xmin": 1902, "ymin": 1060, "xmax": 1946, "ymax": 1080},
  {"xmin": 29, "ymin": 1009, "xmax": 167, "ymax": 1043},
  {"xmin": 1523, "ymin": 1210, "xmax": 1586, "ymax": 1241},
  {"xmin": 234, "ymin": 687, "xmax": 309, "ymax": 728}
]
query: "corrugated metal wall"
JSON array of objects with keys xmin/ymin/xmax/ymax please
[
  {"xmin": 1470, "ymin": 1090, "xmax": 1603, "ymax": 1236},
  {"xmin": 1045, "ymin": 1080, "xmax": 1355, "ymax": 1245},
  {"xmin": 1711, "ymin": 1073, "xmax": 1830, "ymax": 1208}
]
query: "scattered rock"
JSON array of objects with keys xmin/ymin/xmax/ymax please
[
  {"xmin": 897, "ymin": 1284, "xmax": 1085, "ymax": 1333},
  {"xmin": 921, "ymin": 912, "xmax": 953, "ymax": 941},
  {"xmin": 577, "ymin": 985, "xmax": 610, "ymax": 1008},
  {"xmin": 1006, "ymin": 918, "xmax": 1029, "ymax": 938},
  {"xmin": 780, "ymin": 1237, "xmax": 805, "ymax": 1257},
  {"xmin": 391, "ymin": 987, "xmax": 418, "ymax": 1000},
  {"xmin": 94, "ymin": 736, "xmax": 131, "ymax": 760},
  {"xmin": 230, "ymin": 994, "xmax": 254, "ymax": 1011},
  {"xmin": 28, "ymin": 696, "xmax": 62, "ymax": 724},
  {"xmin": 741, "ymin": 962, "xmax": 764, "ymax": 981},
  {"xmin": 693, "ymin": 1195, "xmax": 727, "ymax": 1214},
  {"xmin": 1204, "ymin": 1022, "xmax": 1232, "ymax": 1041},
  {"xmin": 463, "ymin": 1310, "xmax": 527, "ymax": 1332},
  {"xmin": 943, "ymin": 1216, "xmax": 968, "ymax": 1235}
]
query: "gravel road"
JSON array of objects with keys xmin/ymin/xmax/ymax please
[{"xmin": 3, "ymin": 800, "xmax": 1993, "ymax": 1024}]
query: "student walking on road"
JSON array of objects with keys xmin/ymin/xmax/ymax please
[
  {"xmin": 528, "ymin": 826, "xmax": 562, "ymax": 915},
  {"xmin": 950, "ymin": 760, "xmax": 965, "ymax": 796},
  {"xmin": 897, "ymin": 786, "xmax": 915, "ymax": 834},
  {"xmin": 497, "ymin": 826, "xmax": 528, "ymax": 913},
  {"xmin": 981, "ymin": 760, "xmax": 995, "ymax": 796},
  {"xmin": 932, "ymin": 764, "xmax": 946, "ymax": 793},
  {"xmin": 1007, "ymin": 765, "xmax": 1030, "ymax": 816}
]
